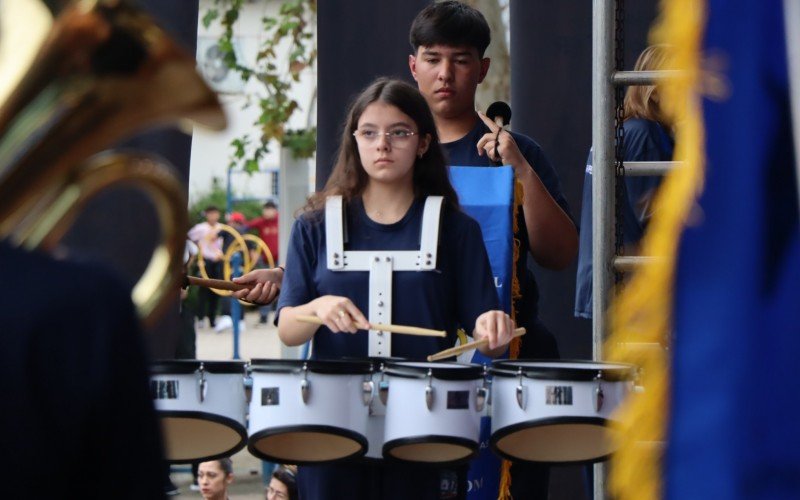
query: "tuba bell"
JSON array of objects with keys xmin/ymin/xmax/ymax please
[{"xmin": 0, "ymin": 0, "xmax": 227, "ymax": 325}]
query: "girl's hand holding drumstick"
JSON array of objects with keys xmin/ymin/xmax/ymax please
[
  {"xmin": 473, "ymin": 310, "xmax": 516, "ymax": 357},
  {"xmin": 307, "ymin": 295, "xmax": 370, "ymax": 334}
]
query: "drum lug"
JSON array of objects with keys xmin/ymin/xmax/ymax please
[
  {"xmin": 300, "ymin": 363, "xmax": 310, "ymax": 405},
  {"xmin": 362, "ymin": 378, "xmax": 375, "ymax": 406},
  {"xmin": 198, "ymin": 363, "xmax": 208, "ymax": 403},
  {"xmin": 425, "ymin": 369, "xmax": 435, "ymax": 411},
  {"xmin": 243, "ymin": 363, "xmax": 253, "ymax": 404},
  {"xmin": 594, "ymin": 371, "xmax": 604, "ymax": 412},
  {"xmin": 515, "ymin": 368, "xmax": 526, "ymax": 410}
]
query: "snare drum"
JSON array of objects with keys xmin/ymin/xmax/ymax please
[
  {"xmin": 247, "ymin": 359, "xmax": 372, "ymax": 464},
  {"xmin": 150, "ymin": 360, "xmax": 248, "ymax": 463},
  {"xmin": 490, "ymin": 360, "xmax": 636, "ymax": 463},
  {"xmin": 383, "ymin": 362, "xmax": 487, "ymax": 465}
]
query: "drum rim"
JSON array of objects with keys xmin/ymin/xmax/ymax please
[
  {"xmin": 489, "ymin": 416, "xmax": 615, "ymax": 465},
  {"xmin": 490, "ymin": 359, "xmax": 637, "ymax": 381},
  {"xmin": 157, "ymin": 410, "xmax": 247, "ymax": 463},
  {"xmin": 247, "ymin": 424, "xmax": 368, "ymax": 465},
  {"xmin": 249, "ymin": 358, "xmax": 372, "ymax": 374},
  {"xmin": 382, "ymin": 435, "xmax": 479, "ymax": 466},
  {"xmin": 151, "ymin": 359, "xmax": 247, "ymax": 374},
  {"xmin": 384, "ymin": 361, "xmax": 484, "ymax": 381}
]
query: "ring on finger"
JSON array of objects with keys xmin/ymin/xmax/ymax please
[{"xmin": 338, "ymin": 309, "xmax": 346, "ymax": 319}]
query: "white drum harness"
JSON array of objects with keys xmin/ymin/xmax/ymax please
[{"xmin": 324, "ymin": 195, "xmax": 444, "ymax": 357}]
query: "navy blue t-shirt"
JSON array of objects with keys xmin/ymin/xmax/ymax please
[
  {"xmin": 574, "ymin": 118, "xmax": 674, "ymax": 318},
  {"xmin": 277, "ymin": 196, "xmax": 499, "ymax": 360},
  {"xmin": 443, "ymin": 119, "xmax": 572, "ymax": 358}
]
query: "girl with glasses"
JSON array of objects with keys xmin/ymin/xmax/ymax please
[{"xmin": 234, "ymin": 78, "xmax": 513, "ymax": 499}]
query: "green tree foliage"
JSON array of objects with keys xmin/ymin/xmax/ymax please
[{"xmin": 203, "ymin": 0, "xmax": 317, "ymax": 173}]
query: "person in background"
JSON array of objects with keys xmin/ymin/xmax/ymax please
[
  {"xmin": 574, "ymin": 44, "xmax": 674, "ymax": 318},
  {"xmin": 244, "ymin": 200, "xmax": 282, "ymax": 323},
  {"xmin": 197, "ymin": 458, "xmax": 235, "ymax": 500},
  {"xmin": 234, "ymin": 77, "xmax": 514, "ymax": 500},
  {"xmin": 188, "ymin": 205, "xmax": 224, "ymax": 328},
  {"xmin": 407, "ymin": 3, "xmax": 578, "ymax": 497},
  {"xmin": 266, "ymin": 465, "xmax": 298, "ymax": 500}
]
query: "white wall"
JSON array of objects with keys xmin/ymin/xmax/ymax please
[{"xmin": 189, "ymin": 0, "xmax": 316, "ymax": 206}]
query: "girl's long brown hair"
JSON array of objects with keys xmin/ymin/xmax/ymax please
[{"xmin": 303, "ymin": 78, "xmax": 459, "ymax": 215}]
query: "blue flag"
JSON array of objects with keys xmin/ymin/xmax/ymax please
[
  {"xmin": 667, "ymin": 1, "xmax": 800, "ymax": 498},
  {"xmin": 449, "ymin": 165, "xmax": 515, "ymax": 499}
]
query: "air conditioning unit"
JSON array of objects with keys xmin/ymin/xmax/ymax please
[{"xmin": 196, "ymin": 36, "xmax": 247, "ymax": 95}]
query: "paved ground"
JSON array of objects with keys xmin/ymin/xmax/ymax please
[{"xmin": 170, "ymin": 310, "xmax": 283, "ymax": 499}]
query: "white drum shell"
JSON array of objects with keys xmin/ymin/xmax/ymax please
[
  {"xmin": 151, "ymin": 368, "xmax": 247, "ymax": 462},
  {"xmin": 152, "ymin": 372, "xmax": 247, "ymax": 423},
  {"xmin": 384, "ymin": 370, "xmax": 482, "ymax": 462},
  {"xmin": 490, "ymin": 362, "xmax": 634, "ymax": 463},
  {"xmin": 248, "ymin": 369, "xmax": 370, "ymax": 462}
]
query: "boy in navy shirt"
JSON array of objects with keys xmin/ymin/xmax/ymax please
[{"xmin": 408, "ymin": 2, "xmax": 578, "ymax": 498}]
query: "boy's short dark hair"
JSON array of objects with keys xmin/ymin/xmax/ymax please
[
  {"xmin": 409, "ymin": 1, "xmax": 491, "ymax": 56},
  {"xmin": 263, "ymin": 200, "xmax": 277, "ymax": 209},
  {"xmin": 204, "ymin": 205, "xmax": 220, "ymax": 213}
]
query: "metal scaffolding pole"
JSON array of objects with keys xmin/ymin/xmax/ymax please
[
  {"xmin": 592, "ymin": 0, "xmax": 616, "ymax": 498},
  {"xmin": 592, "ymin": 0, "xmax": 615, "ymax": 361}
]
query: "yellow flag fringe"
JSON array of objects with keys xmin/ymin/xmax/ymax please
[
  {"xmin": 605, "ymin": 1, "xmax": 707, "ymax": 499},
  {"xmin": 498, "ymin": 178, "xmax": 525, "ymax": 499}
]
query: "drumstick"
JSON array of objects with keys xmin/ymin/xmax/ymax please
[
  {"xmin": 294, "ymin": 314, "xmax": 446, "ymax": 338},
  {"xmin": 183, "ymin": 275, "xmax": 250, "ymax": 292},
  {"xmin": 427, "ymin": 328, "xmax": 526, "ymax": 361}
]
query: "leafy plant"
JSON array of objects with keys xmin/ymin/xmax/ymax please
[{"xmin": 203, "ymin": 0, "xmax": 317, "ymax": 173}]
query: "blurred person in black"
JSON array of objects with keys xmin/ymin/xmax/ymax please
[{"xmin": 0, "ymin": 242, "xmax": 165, "ymax": 498}]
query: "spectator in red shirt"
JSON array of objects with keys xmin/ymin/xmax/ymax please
[{"xmin": 246, "ymin": 200, "xmax": 279, "ymax": 263}]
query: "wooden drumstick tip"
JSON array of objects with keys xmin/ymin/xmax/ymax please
[{"xmin": 426, "ymin": 327, "xmax": 526, "ymax": 362}]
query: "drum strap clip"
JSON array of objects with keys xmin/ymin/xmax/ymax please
[{"xmin": 378, "ymin": 371, "xmax": 389, "ymax": 406}]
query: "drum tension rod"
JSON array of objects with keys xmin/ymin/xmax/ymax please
[
  {"xmin": 301, "ymin": 363, "xmax": 310, "ymax": 405},
  {"xmin": 425, "ymin": 369, "xmax": 434, "ymax": 411},
  {"xmin": 198, "ymin": 362, "xmax": 207, "ymax": 403}
]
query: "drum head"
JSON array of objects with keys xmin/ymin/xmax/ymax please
[
  {"xmin": 491, "ymin": 418, "xmax": 620, "ymax": 464},
  {"xmin": 383, "ymin": 436, "xmax": 478, "ymax": 465},
  {"xmin": 159, "ymin": 413, "xmax": 247, "ymax": 463},
  {"xmin": 248, "ymin": 425, "xmax": 367, "ymax": 465}
]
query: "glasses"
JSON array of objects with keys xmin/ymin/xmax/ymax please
[
  {"xmin": 353, "ymin": 128, "xmax": 418, "ymax": 145},
  {"xmin": 266, "ymin": 485, "xmax": 288, "ymax": 499}
]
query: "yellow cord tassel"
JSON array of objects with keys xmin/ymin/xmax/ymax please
[
  {"xmin": 605, "ymin": 1, "xmax": 707, "ymax": 499},
  {"xmin": 498, "ymin": 177, "xmax": 525, "ymax": 499}
]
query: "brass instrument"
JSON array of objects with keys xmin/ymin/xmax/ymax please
[{"xmin": 0, "ymin": 0, "xmax": 227, "ymax": 326}]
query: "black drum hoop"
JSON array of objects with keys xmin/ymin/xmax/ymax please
[
  {"xmin": 489, "ymin": 416, "xmax": 614, "ymax": 465},
  {"xmin": 385, "ymin": 362, "xmax": 484, "ymax": 381},
  {"xmin": 490, "ymin": 359, "xmax": 636, "ymax": 381},
  {"xmin": 151, "ymin": 360, "xmax": 247, "ymax": 375},
  {"xmin": 382, "ymin": 435, "xmax": 479, "ymax": 466},
  {"xmin": 247, "ymin": 424, "xmax": 368, "ymax": 465},
  {"xmin": 157, "ymin": 410, "xmax": 247, "ymax": 464},
  {"xmin": 249, "ymin": 358, "xmax": 372, "ymax": 375}
]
